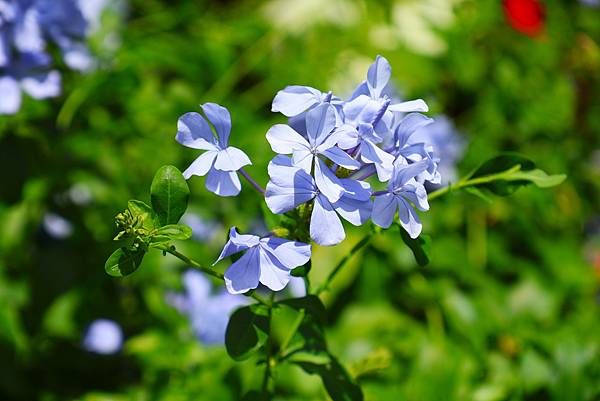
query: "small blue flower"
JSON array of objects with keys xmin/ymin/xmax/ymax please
[
  {"xmin": 372, "ymin": 159, "xmax": 429, "ymax": 238},
  {"xmin": 167, "ymin": 269, "xmax": 246, "ymax": 345},
  {"xmin": 266, "ymin": 103, "xmax": 358, "ymax": 201},
  {"xmin": 214, "ymin": 227, "xmax": 312, "ymax": 294},
  {"xmin": 265, "ymin": 156, "xmax": 372, "ymax": 246},
  {"xmin": 42, "ymin": 212, "xmax": 73, "ymax": 239},
  {"xmin": 176, "ymin": 103, "xmax": 252, "ymax": 197},
  {"xmin": 83, "ymin": 319, "xmax": 123, "ymax": 355}
]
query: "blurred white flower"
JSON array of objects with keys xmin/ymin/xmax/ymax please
[{"xmin": 262, "ymin": 0, "xmax": 359, "ymax": 35}]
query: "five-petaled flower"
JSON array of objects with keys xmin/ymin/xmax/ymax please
[
  {"xmin": 214, "ymin": 227, "xmax": 312, "ymax": 294},
  {"xmin": 176, "ymin": 103, "xmax": 252, "ymax": 197}
]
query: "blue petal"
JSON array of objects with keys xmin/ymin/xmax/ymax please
[
  {"xmin": 400, "ymin": 183, "xmax": 429, "ymax": 211},
  {"xmin": 397, "ymin": 197, "xmax": 422, "ymax": 238},
  {"xmin": 366, "ymin": 55, "xmax": 391, "ymax": 99},
  {"xmin": 314, "ymin": 158, "xmax": 345, "ymax": 203},
  {"xmin": 338, "ymin": 178, "xmax": 371, "ymax": 201},
  {"xmin": 183, "ymin": 150, "xmax": 218, "ymax": 179},
  {"xmin": 0, "ymin": 76, "xmax": 22, "ymax": 115},
  {"xmin": 394, "ymin": 113, "xmax": 434, "ymax": 147},
  {"xmin": 310, "ymin": 194, "xmax": 345, "ymax": 246},
  {"xmin": 333, "ymin": 196, "xmax": 372, "ymax": 226},
  {"xmin": 258, "ymin": 248, "xmax": 292, "ymax": 291},
  {"xmin": 349, "ymin": 80, "xmax": 370, "ymax": 101},
  {"xmin": 305, "ymin": 103, "xmax": 336, "ymax": 148},
  {"xmin": 224, "ymin": 247, "xmax": 261, "ymax": 294},
  {"xmin": 360, "ymin": 139, "xmax": 395, "ymax": 182},
  {"xmin": 176, "ymin": 112, "xmax": 218, "ymax": 151},
  {"xmin": 214, "ymin": 147, "xmax": 252, "ymax": 172},
  {"xmin": 334, "ymin": 124, "xmax": 360, "ymax": 150},
  {"xmin": 202, "ymin": 103, "xmax": 232, "ymax": 148},
  {"xmin": 319, "ymin": 146, "xmax": 361, "ymax": 170},
  {"xmin": 261, "ymin": 237, "xmax": 311, "ymax": 270},
  {"xmin": 388, "ymin": 99, "xmax": 429, "ymax": 113},
  {"xmin": 265, "ymin": 163, "xmax": 316, "ymax": 214},
  {"xmin": 390, "ymin": 160, "xmax": 428, "ymax": 190},
  {"xmin": 215, "ymin": 227, "xmax": 260, "ymax": 265},
  {"xmin": 20, "ymin": 70, "xmax": 61, "ymax": 99},
  {"xmin": 266, "ymin": 124, "xmax": 310, "ymax": 154},
  {"xmin": 205, "ymin": 169, "xmax": 241, "ymax": 197},
  {"xmin": 371, "ymin": 193, "xmax": 397, "ymax": 229},
  {"xmin": 272, "ymin": 85, "xmax": 322, "ymax": 117},
  {"xmin": 63, "ymin": 43, "xmax": 95, "ymax": 71},
  {"xmin": 291, "ymin": 149, "xmax": 313, "ymax": 173}
]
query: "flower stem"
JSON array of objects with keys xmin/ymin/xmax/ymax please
[
  {"xmin": 156, "ymin": 244, "xmax": 271, "ymax": 306},
  {"xmin": 262, "ymin": 292, "xmax": 276, "ymax": 395},
  {"xmin": 239, "ymin": 168, "xmax": 266, "ymax": 194}
]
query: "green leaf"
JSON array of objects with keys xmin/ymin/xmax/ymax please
[
  {"xmin": 240, "ymin": 391, "xmax": 270, "ymax": 401},
  {"xmin": 399, "ymin": 228, "xmax": 431, "ymax": 267},
  {"xmin": 294, "ymin": 355, "xmax": 364, "ymax": 401},
  {"xmin": 127, "ymin": 200, "xmax": 157, "ymax": 230},
  {"xmin": 280, "ymin": 295, "xmax": 327, "ymax": 325},
  {"xmin": 150, "ymin": 224, "xmax": 192, "ymax": 243},
  {"xmin": 225, "ymin": 304, "xmax": 270, "ymax": 361},
  {"xmin": 286, "ymin": 349, "xmax": 332, "ymax": 365},
  {"xmin": 150, "ymin": 165, "xmax": 190, "ymax": 226},
  {"xmin": 105, "ymin": 247, "xmax": 145, "ymax": 277},
  {"xmin": 467, "ymin": 153, "xmax": 566, "ymax": 196},
  {"xmin": 291, "ymin": 260, "xmax": 311, "ymax": 277}
]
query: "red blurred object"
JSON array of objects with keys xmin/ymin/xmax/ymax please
[{"xmin": 503, "ymin": 0, "xmax": 545, "ymax": 37}]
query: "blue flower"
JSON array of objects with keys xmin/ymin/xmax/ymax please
[
  {"xmin": 42, "ymin": 211, "xmax": 73, "ymax": 239},
  {"xmin": 0, "ymin": 51, "xmax": 60, "ymax": 115},
  {"xmin": 392, "ymin": 112, "xmax": 441, "ymax": 185},
  {"xmin": 176, "ymin": 103, "xmax": 252, "ymax": 197},
  {"xmin": 265, "ymin": 156, "xmax": 372, "ymax": 246},
  {"xmin": 408, "ymin": 115, "xmax": 465, "ymax": 186},
  {"xmin": 181, "ymin": 213, "xmax": 221, "ymax": 242},
  {"xmin": 83, "ymin": 319, "xmax": 123, "ymax": 355},
  {"xmin": 372, "ymin": 159, "xmax": 429, "ymax": 238},
  {"xmin": 266, "ymin": 103, "xmax": 359, "ymax": 202},
  {"xmin": 167, "ymin": 269, "xmax": 246, "ymax": 345},
  {"xmin": 214, "ymin": 227, "xmax": 312, "ymax": 294}
]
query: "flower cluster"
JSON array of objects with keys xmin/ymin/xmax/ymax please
[
  {"xmin": 177, "ymin": 55, "xmax": 444, "ymax": 293},
  {"xmin": 265, "ymin": 55, "xmax": 439, "ymax": 244},
  {"xmin": 0, "ymin": 0, "xmax": 105, "ymax": 114}
]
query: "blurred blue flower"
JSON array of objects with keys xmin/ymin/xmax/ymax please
[
  {"xmin": 42, "ymin": 212, "xmax": 73, "ymax": 239},
  {"xmin": 579, "ymin": 0, "xmax": 599, "ymax": 7},
  {"xmin": 372, "ymin": 160, "xmax": 429, "ymax": 238},
  {"xmin": 168, "ymin": 270, "xmax": 246, "ymax": 345},
  {"xmin": 0, "ymin": 51, "xmax": 60, "ymax": 115},
  {"xmin": 83, "ymin": 319, "xmax": 123, "ymax": 355},
  {"xmin": 215, "ymin": 227, "xmax": 311, "ymax": 293},
  {"xmin": 409, "ymin": 115, "xmax": 465, "ymax": 186},
  {"xmin": 265, "ymin": 155, "xmax": 371, "ymax": 246},
  {"xmin": 176, "ymin": 103, "xmax": 252, "ymax": 197},
  {"xmin": 182, "ymin": 213, "xmax": 221, "ymax": 242},
  {"xmin": 0, "ymin": 0, "xmax": 108, "ymax": 114}
]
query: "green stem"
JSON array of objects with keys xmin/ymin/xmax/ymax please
[
  {"xmin": 314, "ymin": 233, "xmax": 373, "ymax": 295},
  {"xmin": 262, "ymin": 292, "xmax": 276, "ymax": 395},
  {"xmin": 157, "ymin": 245, "xmax": 271, "ymax": 307},
  {"xmin": 428, "ymin": 165, "xmax": 522, "ymax": 202}
]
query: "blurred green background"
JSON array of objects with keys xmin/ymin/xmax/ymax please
[{"xmin": 1, "ymin": 0, "xmax": 600, "ymax": 400}]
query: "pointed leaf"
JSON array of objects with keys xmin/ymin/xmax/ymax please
[
  {"xmin": 150, "ymin": 224, "xmax": 192, "ymax": 244},
  {"xmin": 225, "ymin": 304, "xmax": 270, "ymax": 361},
  {"xmin": 150, "ymin": 166, "xmax": 190, "ymax": 226},
  {"xmin": 399, "ymin": 227, "xmax": 431, "ymax": 267},
  {"xmin": 105, "ymin": 247, "xmax": 145, "ymax": 277}
]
